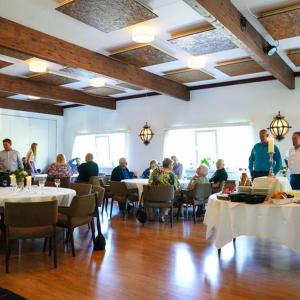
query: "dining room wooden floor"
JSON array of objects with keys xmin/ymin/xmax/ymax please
[{"xmin": 1, "ymin": 206, "xmax": 300, "ymax": 300}]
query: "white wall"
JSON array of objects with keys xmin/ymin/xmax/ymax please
[
  {"xmin": 0, "ymin": 108, "xmax": 63, "ymax": 170},
  {"xmin": 63, "ymin": 78, "xmax": 300, "ymax": 176}
]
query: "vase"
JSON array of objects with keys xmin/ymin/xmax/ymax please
[{"xmin": 17, "ymin": 179, "xmax": 24, "ymax": 190}]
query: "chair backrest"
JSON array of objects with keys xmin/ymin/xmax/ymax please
[
  {"xmin": 143, "ymin": 185, "xmax": 174, "ymax": 204},
  {"xmin": 69, "ymin": 183, "xmax": 92, "ymax": 196},
  {"xmin": 46, "ymin": 177, "xmax": 70, "ymax": 188},
  {"xmin": 67, "ymin": 194, "xmax": 96, "ymax": 218},
  {"xmin": 92, "ymin": 186, "xmax": 105, "ymax": 206},
  {"xmin": 110, "ymin": 181, "xmax": 128, "ymax": 197},
  {"xmin": 89, "ymin": 176, "xmax": 100, "ymax": 187},
  {"xmin": 4, "ymin": 200, "xmax": 58, "ymax": 228},
  {"xmin": 99, "ymin": 178, "xmax": 105, "ymax": 188},
  {"xmin": 193, "ymin": 183, "xmax": 212, "ymax": 200}
]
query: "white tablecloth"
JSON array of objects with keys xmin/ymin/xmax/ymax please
[
  {"xmin": 0, "ymin": 187, "xmax": 76, "ymax": 207},
  {"xmin": 33, "ymin": 174, "xmax": 78, "ymax": 183},
  {"xmin": 204, "ymin": 194, "xmax": 300, "ymax": 253}
]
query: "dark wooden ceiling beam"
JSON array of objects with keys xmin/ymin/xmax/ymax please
[
  {"xmin": 0, "ymin": 97, "xmax": 63, "ymax": 116},
  {"xmin": 0, "ymin": 17, "xmax": 190, "ymax": 101},
  {"xmin": 184, "ymin": 0, "xmax": 295, "ymax": 89},
  {"xmin": 0, "ymin": 73, "xmax": 116, "ymax": 109}
]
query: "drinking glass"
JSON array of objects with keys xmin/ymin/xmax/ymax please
[
  {"xmin": 54, "ymin": 178, "xmax": 61, "ymax": 190},
  {"xmin": 39, "ymin": 179, "xmax": 45, "ymax": 190}
]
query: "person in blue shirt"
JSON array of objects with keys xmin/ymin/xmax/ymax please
[
  {"xmin": 141, "ymin": 160, "xmax": 158, "ymax": 179},
  {"xmin": 249, "ymin": 129, "xmax": 282, "ymax": 180},
  {"xmin": 111, "ymin": 157, "xmax": 132, "ymax": 181}
]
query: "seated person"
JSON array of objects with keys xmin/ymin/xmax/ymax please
[
  {"xmin": 111, "ymin": 157, "xmax": 132, "ymax": 181},
  {"xmin": 47, "ymin": 153, "xmax": 71, "ymax": 178},
  {"xmin": 209, "ymin": 159, "xmax": 228, "ymax": 191},
  {"xmin": 188, "ymin": 164, "xmax": 209, "ymax": 190},
  {"xmin": 148, "ymin": 158, "xmax": 179, "ymax": 222},
  {"xmin": 77, "ymin": 153, "xmax": 99, "ymax": 183},
  {"xmin": 68, "ymin": 157, "xmax": 81, "ymax": 174},
  {"xmin": 171, "ymin": 155, "xmax": 184, "ymax": 179},
  {"xmin": 141, "ymin": 160, "xmax": 158, "ymax": 179}
]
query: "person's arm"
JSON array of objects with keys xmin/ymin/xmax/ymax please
[
  {"xmin": 274, "ymin": 146, "xmax": 282, "ymax": 174},
  {"xmin": 248, "ymin": 147, "xmax": 255, "ymax": 175},
  {"xmin": 17, "ymin": 151, "xmax": 23, "ymax": 170},
  {"xmin": 209, "ymin": 171, "xmax": 218, "ymax": 183},
  {"xmin": 26, "ymin": 150, "xmax": 34, "ymax": 172}
]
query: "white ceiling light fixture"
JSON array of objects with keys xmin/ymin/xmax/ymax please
[
  {"xmin": 132, "ymin": 25, "xmax": 155, "ymax": 43},
  {"xmin": 187, "ymin": 56, "xmax": 207, "ymax": 69},
  {"xmin": 29, "ymin": 60, "xmax": 47, "ymax": 73},
  {"xmin": 28, "ymin": 95, "xmax": 40, "ymax": 100},
  {"xmin": 90, "ymin": 77, "xmax": 106, "ymax": 88}
]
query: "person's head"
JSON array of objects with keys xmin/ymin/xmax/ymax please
[
  {"xmin": 171, "ymin": 155, "xmax": 178, "ymax": 165},
  {"xmin": 259, "ymin": 129, "xmax": 269, "ymax": 143},
  {"xmin": 2, "ymin": 138, "xmax": 12, "ymax": 151},
  {"xmin": 162, "ymin": 158, "xmax": 173, "ymax": 171},
  {"xmin": 196, "ymin": 165, "xmax": 209, "ymax": 177},
  {"xmin": 30, "ymin": 143, "xmax": 38, "ymax": 159},
  {"xmin": 149, "ymin": 160, "xmax": 158, "ymax": 169},
  {"xmin": 119, "ymin": 157, "xmax": 128, "ymax": 168},
  {"xmin": 56, "ymin": 153, "xmax": 66, "ymax": 164},
  {"xmin": 76, "ymin": 157, "xmax": 81, "ymax": 165},
  {"xmin": 85, "ymin": 153, "xmax": 94, "ymax": 162},
  {"xmin": 292, "ymin": 132, "xmax": 300, "ymax": 148},
  {"xmin": 216, "ymin": 159, "xmax": 225, "ymax": 170}
]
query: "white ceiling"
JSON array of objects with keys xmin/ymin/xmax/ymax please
[{"xmin": 0, "ymin": 0, "xmax": 299, "ymax": 103}]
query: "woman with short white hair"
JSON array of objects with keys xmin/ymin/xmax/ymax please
[{"xmin": 188, "ymin": 164, "xmax": 209, "ymax": 190}]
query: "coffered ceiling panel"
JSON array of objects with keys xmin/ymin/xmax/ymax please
[
  {"xmin": 163, "ymin": 68, "xmax": 214, "ymax": 84},
  {"xmin": 0, "ymin": 46, "xmax": 32, "ymax": 61},
  {"xmin": 0, "ymin": 60, "xmax": 12, "ymax": 69},
  {"xmin": 216, "ymin": 58, "xmax": 265, "ymax": 77},
  {"xmin": 60, "ymin": 66, "xmax": 101, "ymax": 79},
  {"xmin": 260, "ymin": 6, "xmax": 300, "ymax": 40},
  {"xmin": 0, "ymin": 91, "xmax": 16, "ymax": 98},
  {"xmin": 84, "ymin": 86, "xmax": 124, "ymax": 96},
  {"xmin": 56, "ymin": 0, "xmax": 157, "ymax": 33},
  {"xmin": 28, "ymin": 98, "xmax": 64, "ymax": 105},
  {"xmin": 110, "ymin": 45, "xmax": 177, "ymax": 67},
  {"xmin": 288, "ymin": 49, "xmax": 300, "ymax": 66},
  {"xmin": 29, "ymin": 72, "xmax": 79, "ymax": 85},
  {"xmin": 116, "ymin": 82, "xmax": 144, "ymax": 90},
  {"xmin": 169, "ymin": 27, "xmax": 238, "ymax": 56}
]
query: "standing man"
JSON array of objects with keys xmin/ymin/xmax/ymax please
[
  {"xmin": 0, "ymin": 138, "xmax": 23, "ymax": 171},
  {"xmin": 286, "ymin": 132, "xmax": 300, "ymax": 190},
  {"xmin": 249, "ymin": 129, "xmax": 282, "ymax": 180},
  {"xmin": 171, "ymin": 155, "xmax": 184, "ymax": 179}
]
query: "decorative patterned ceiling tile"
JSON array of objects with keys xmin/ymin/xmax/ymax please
[
  {"xmin": 84, "ymin": 86, "xmax": 124, "ymax": 96},
  {"xmin": 60, "ymin": 66, "xmax": 101, "ymax": 79},
  {"xmin": 0, "ymin": 60, "xmax": 12, "ymax": 69},
  {"xmin": 216, "ymin": 58, "xmax": 265, "ymax": 76},
  {"xmin": 169, "ymin": 28, "xmax": 237, "ymax": 56},
  {"xmin": 163, "ymin": 68, "xmax": 214, "ymax": 83},
  {"xmin": 116, "ymin": 82, "xmax": 144, "ymax": 90},
  {"xmin": 29, "ymin": 72, "xmax": 79, "ymax": 85},
  {"xmin": 0, "ymin": 46, "xmax": 32, "ymax": 61},
  {"xmin": 260, "ymin": 6, "xmax": 300, "ymax": 40},
  {"xmin": 110, "ymin": 45, "xmax": 177, "ymax": 67},
  {"xmin": 288, "ymin": 49, "xmax": 300, "ymax": 66},
  {"xmin": 0, "ymin": 91, "xmax": 16, "ymax": 98},
  {"xmin": 56, "ymin": 0, "xmax": 157, "ymax": 33},
  {"xmin": 28, "ymin": 98, "xmax": 64, "ymax": 105}
]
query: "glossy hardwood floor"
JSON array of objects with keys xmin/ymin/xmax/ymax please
[{"xmin": 1, "ymin": 205, "xmax": 300, "ymax": 300}]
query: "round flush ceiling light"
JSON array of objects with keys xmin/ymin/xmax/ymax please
[
  {"xmin": 29, "ymin": 60, "xmax": 47, "ymax": 73},
  {"xmin": 187, "ymin": 56, "xmax": 206, "ymax": 69},
  {"xmin": 132, "ymin": 25, "xmax": 155, "ymax": 43},
  {"xmin": 90, "ymin": 77, "xmax": 106, "ymax": 88},
  {"xmin": 28, "ymin": 95, "xmax": 40, "ymax": 100}
]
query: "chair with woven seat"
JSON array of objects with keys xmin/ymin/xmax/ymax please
[
  {"xmin": 69, "ymin": 183, "xmax": 92, "ymax": 196},
  {"xmin": 143, "ymin": 185, "xmax": 175, "ymax": 227},
  {"xmin": 177, "ymin": 183, "xmax": 212, "ymax": 223},
  {"xmin": 109, "ymin": 181, "xmax": 138, "ymax": 218},
  {"xmin": 4, "ymin": 200, "xmax": 58, "ymax": 273},
  {"xmin": 56, "ymin": 194, "xmax": 96, "ymax": 256}
]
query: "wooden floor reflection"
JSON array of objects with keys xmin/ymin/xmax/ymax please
[{"xmin": 1, "ymin": 207, "xmax": 300, "ymax": 299}]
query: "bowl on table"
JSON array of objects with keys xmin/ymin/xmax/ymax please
[
  {"xmin": 244, "ymin": 194, "xmax": 266, "ymax": 204},
  {"xmin": 228, "ymin": 193, "xmax": 249, "ymax": 202}
]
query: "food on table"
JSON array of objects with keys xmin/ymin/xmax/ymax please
[{"xmin": 271, "ymin": 192, "xmax": 294, "ymax": 199}]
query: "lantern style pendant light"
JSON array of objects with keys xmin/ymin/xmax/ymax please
[
  {"xmin": 139, "ymin": 122, "xmax": 154, "ymax": 145},
  {"xmin": 268, "ymin": 111, "xmax": 291, "ymax": 141}
]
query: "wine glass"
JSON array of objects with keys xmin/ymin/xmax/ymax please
[
  {"xmin": 39, "ymin": 179, "xmax": 45, "ymax": 190},
  {"xmin": 54, "ymin": 178, "xmax": 61, "ymax": 190}
]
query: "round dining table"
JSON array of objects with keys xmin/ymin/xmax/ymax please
[{"xmin": 0, "ymin": 186, "xmax": 76, "ymax": 208}]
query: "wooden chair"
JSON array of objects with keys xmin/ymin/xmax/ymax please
[
  {"xmin": 69, "ymin": 183, "xmax": 92, "ymax": 196},
  {"xmin": 143, "ymin": 185, "xmax": 175, "ymax": 227},
  {"xmin": 177, "ymin": 183, "xmax": 212, "ymax": 223},
  {"xmin": 91, "ymin": 186, "xmax": 105, "ymax": 235},
  {"xmin": 88, "ymin": 176, "xmax": 100, "ymax": 187},
  {"xmin": 46, "ymin": 177, "xmax": 70, "ymax": 188},
  {"xmin": 4, "ymin": 200, "xmax": 58, "ymax": 273},
  {"xmin": 56, "ymin": 194, "xmax": 96, "ymax": 256},
  {"xmin": 109, "ymin": 181, "xmax": 138, "ymax": 218},
  {"xmin": 99, "ymin": 179, "xmax": 112, "ymax": 214}
]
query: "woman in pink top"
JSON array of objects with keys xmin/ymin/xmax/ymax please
[{"xmin": 47, "ymin": 153, "xmax": 71, "ymax": 178}]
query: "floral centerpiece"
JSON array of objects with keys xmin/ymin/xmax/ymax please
[{"xmin": 10, "ymin": 169, "xmax": 28, "ymax": 188}]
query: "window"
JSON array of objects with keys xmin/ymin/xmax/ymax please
[
  {"xmin": 72, "ymin": 132, "xmax": 127, "ymax": 168},
  {"xmin": 195, "ymin": 130, "xmax": 218, "ymax": 164}
]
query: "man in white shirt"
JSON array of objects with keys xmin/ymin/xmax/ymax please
[
  {"xmin": 286, "ymin": 132, "xmax": 300, "ymax": 190},
  {"xmin": 0, "ymin": 138, "xmax": 23, "ymax": 172}
]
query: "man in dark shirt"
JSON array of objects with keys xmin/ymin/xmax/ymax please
[
  {"xmin": 209, "ymin": 159, "xmax": 228, "ymax": 191},
  {"xmin": 77, "ymin": 153, "xmax": 98, "ymax": 182},
  {"xmin": 111, "ymin": 157, "xmax": 132, "ymax": 181}
]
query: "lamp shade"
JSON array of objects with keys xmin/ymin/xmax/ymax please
[
  {"xmin": 139, "ymin": 122, "xmax": 154, "ymax": 145},
  {"xmin": 268, "ymin": 111, "xmax": 291, "ymax": 141}
]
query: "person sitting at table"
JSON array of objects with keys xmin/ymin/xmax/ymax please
[
  {"xmin": 47, "ymin": 153, "xmax": 71, "ymax": 178},
  {"xmin": 286, "ymin": 132, "xmax": 300, "ymax": 190},
  {"xmin": 249, "ymin": 129, "xmax": 282, "ymax": 180},
  {"xmin": 0, "ymin": 138, "xmax": 23, "ymax": 172},
  {"xmin": 209, "ymin": 159, "xmax": 228, "ymax": 192},
  {"xmin": 141, "ymin": 160, "xmax": 158, "ymax": 179},
  {"xmin": 171, "ymin": 155, "xmax": 184, "ymax": 179},
  {"xmin": 148, "ymin": 158, "xmax": 179, "ymax": 222},
  {"xmin": 26, "ymin": 142, "xmax": 38, "ymax": 174},
  {"xmin": 111, "ymin": 157, "xmax": 132, "ymax": 181},
  {"xmin": 77, "ymin": 153, "xmax": 99, "ymax": 183},
  {"xmin": 68, "ymin": 157, "xmax": 81, "ymax": 175},
  {"xmin": 188, "ymin": 164, "xmax": 209, "ymax": 190}
]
